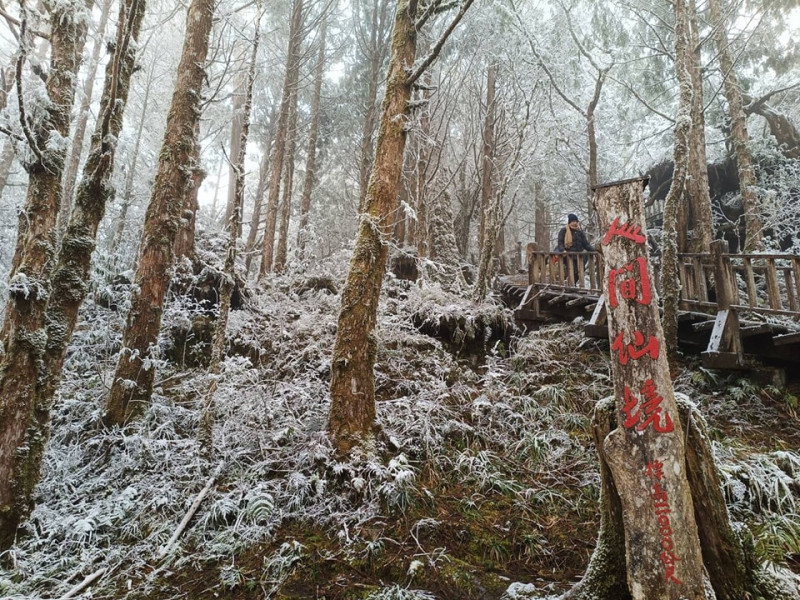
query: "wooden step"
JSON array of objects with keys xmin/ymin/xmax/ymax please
[{"xmin": 773, "ymin": 331, "xmax": 800, "ymax": 346}]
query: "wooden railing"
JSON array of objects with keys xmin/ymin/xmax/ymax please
[
  {"xmin": 676, "ymin": 245, "xmax": 800, "ymax": 319},
  {"xmin": 526, "ymin": 243, "xmax": 800, "ymax": 321},
  {"xmin": 526, "ymin": 248, "xmax": 604, "ymax": 295}
]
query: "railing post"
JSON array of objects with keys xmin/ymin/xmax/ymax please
[
  {"xmin": 764, "ymin": 258, "xmax": 782, "ymax": 311},
  {"xmin": 704, "ymin": 240, "xmax": 743, "ymax": 367},
  {"xmin": 527, "ymin": 243, "xmax": 537, "ymax": 286},
  {"xmin": 710, "ymin": 240, "xmax": 735, "ymax": 309}
]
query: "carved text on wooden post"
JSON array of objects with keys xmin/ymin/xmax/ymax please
[{"xmin": 593, "ymin": 177, "xmax": 706, "ymax": 600}]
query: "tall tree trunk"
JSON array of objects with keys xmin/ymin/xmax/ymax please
[
  {"xmin": 412, "ymin": 61, "xmax": 432, "ymax": 260},
  {"xmin": 208, "ymin": 156, "xmax": 225, "ymax": 223},
  {"xmin": 328, "ymin": 0, "xmax": 475, "ymax": 455},
  {"xmin": 59, "ymin": 0, "xmax": 113, "ymax": 238},
  {"xmin": 104, "ymin": 0, "xmax": 215, "ymax": 427},
  {"xmin": 426, "ymin": 190, "xmax": 465, "ymax": 290},
  {"xmin": 274, "ymin": 74, "xmax": 300, "ymax": 273},
  {"xmin": 199, "ymin": 13, "xmax": 260, "ymax": 453},
  {"xmin": 109, "ymin": 56, "xmax": 156, "ymax": 257},
  {"xmin": 244, "ymin": 101, "xmax": 278, "ymax": 275},
  {"xmin": 584, "ymin": 68, "xmax": 608, "ymax": 229},
  {"xmin": 297, "ymin": 17, "xmax": 326, "ymax": 256},
  {"xmin": 474, "ymin": 93, "xmax": 531, "ymax": 302},
  {"xmin": 173, "ymin": 121, "xmax": 203, "ymax": 262},
  {"xmin": 329, "ymin": 0, "xmax": 419, "ymax": 455},
  {"xmin": 473, "ymin": 189, "xmax": 501, "ymax": 302},
  {"xmin": 259, "ymin": 0, "xmax": 304, "ymax": 278},
  {"xmin": 453, "ymin": 165, "xmax": 476, "ymax": 259},
  {"xmin": 223, "ymin": 63, "xmax": 247, "ymax": 227},
  {"xmin": 0, "ymin": 0, "xmax": 91, "ymax": 551},
  {"xmin": 533, "ymin": 181, "xmax": 548, "ymax": 250},
  {"xmin": 479, "ymin": 62, "xmax": 495, "ymax": 255},
  {"xmin": 708, "ymin": 0, "xmax": 763, "ymax": 252},
  {"xmin": 19, "ymin": 0, "xmax": 145, "ymax": 543},
  {"xmin": 0, "ymin": 3, "xmax": 48, "ymax": 199},
  {"xmin": 661, "ymin": 0, "xmax": 694, "ymax": 356},
  {"xmin": 683, "ymin": 0, "xmax": 713, "ymax": 253},
  {"xmin": 357, "ymin": 0, "xmax": 391, "ymax": 211}
]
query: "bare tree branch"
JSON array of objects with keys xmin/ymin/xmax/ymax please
[
  {"xmin": 0, "ymin": 6, "xmax": 49, "ymax": 40},
  {"xmin": 406, "ymin": 0, "xmax": 475, "ymax": 86},
  {"xmin": 15, "ymin": 9, "xmax": 44, "ymax": 167}
]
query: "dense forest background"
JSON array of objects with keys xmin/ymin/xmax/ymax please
[
  {"xmin": 1, "ymin": 0, "xmax": 798, "ymax": 277},
  {"xmin": 1, "ymin": 0, "xmax": 800, "ymax": 598}
]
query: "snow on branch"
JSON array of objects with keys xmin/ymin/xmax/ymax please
[{"xmin": 406, "ymin": 0, "xmax": 476, "ymax": 87}]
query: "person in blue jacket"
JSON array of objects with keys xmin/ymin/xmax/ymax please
[{"xmin": 556, "ymin": 213, "xmax": 595, "ymax": 283}]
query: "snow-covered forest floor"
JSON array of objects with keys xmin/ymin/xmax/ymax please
[{"xmin": 2, "ymin": 251, "xmax": 800, "ymax": 600}]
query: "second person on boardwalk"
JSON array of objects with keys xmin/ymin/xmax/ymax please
[{"xmin": 556, "ymin": 213, "xmax": 595, "ymax": 283}]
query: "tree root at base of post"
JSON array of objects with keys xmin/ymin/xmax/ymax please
[{"xmin": 550, "ymin": 395, "xmax": 800, "ymax": 600}]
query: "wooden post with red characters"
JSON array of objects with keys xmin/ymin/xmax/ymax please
[{"xmin": 593, "ymin": 176, "xmax": 707, "ymax": 600}]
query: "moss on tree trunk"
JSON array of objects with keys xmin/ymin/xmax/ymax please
[
  {"xmin": 105, "ymin": 0, "xmax": 215, "ymax": 427},
  {"xmin": 0, "ymin": 1, "xmax": 90, "ymax": 551},
  {"xmin": 328, "ymin": 0, "xmax": 418, "ymax": 455}
]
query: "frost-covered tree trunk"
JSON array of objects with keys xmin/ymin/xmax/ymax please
[
  {"xmin": 412, "ymin": 71, "xmax": 432, "ymax": 259},
  {"xmin": 533, "ymin": 182, "xmax": 549, "ymax": 250},
  {"xmin": 244, "ymin": 101, "xmax": 278, "ymax": 275},
  {"xmin": 474, "ymin": 90, "xmax": 530, "ymax": 302},
  {"xmin": 0, "ymin": 1, "xmax": 47, "ymax": 199},
  {"xmin": 297, "ymin": 16, "xmax": 326, "ymax": 256},
  {"xmin": 357, "ymin": 0, "xmax": 392, "ymax": 211},
  {"xmin": 173, "ymin": 121, "xmax": 203, "ymax": 262},
  {"xmin": 328, "ymin": 0, "xmax": 475, "ymax": 455},
  {"xmin": 223, "ymin": 65, "xmax": 247, "ymax": 227},
  {"xmin": 104, "ymin": 0, "xmax": 215, "ymax": 427},
  {"xmin": 109, "ymin": 56, "xmax": 156, "ymax": 257},
  {"xmin": 259, "ymin": 0, "xmax": 304, "ymax": 278},
  {"xmin": 10, "ymin": 0, "xmax": 146, "ymax": 542},
  {"xmin": 329, "ymin": 0, "xmax": 418, "ymax": 455},
  {"xmin": 453, "ymin": 165, "xmax": 478, "ymax": 259},
  {"xmin": 661, "ymin": 0, "xmax": 694, "ymax": 356},
  {"xmin": 478, "ymin": 62, "xmax": 495, "ymax": 254},
  {"xmin": 426, "ymin": 191, "xmax": 466, "ymax": 290},
  {"xmin": 683, "ymin": 0, "xmax": 714, "ymax": 253},
  {"xmin": 473, "ymin": 190, "xmax": 500, "ymax": 303},
  {"xmin": 199, "ymin": 13, "xmax": 260, "ymax": 452},
  {"xmin": 58, "ymin": 0, "xmax": 113, "ymax": 238},
  {"xmin": 274, "ymin": 70, "xmax": 300, "ymax": 273},
  {"xmin": 0, "ymin": 0, "xmax": 91, "ymax": 551},
  {"xmin": 708, "ymin": 0, "xmax": 763, "ymax": 252}
]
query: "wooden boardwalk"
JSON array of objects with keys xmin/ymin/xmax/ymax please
[{"xmin": 501, "ymin": 240, "xmax": 800, "ymax": 374}]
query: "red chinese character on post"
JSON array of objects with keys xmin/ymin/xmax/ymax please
[
  {"xmin": 608, "ymin": 257, "xmax": 652, "ymax": 308},
  {"xmin": 621, "ymin": 380, "xmax": 675, "ymax": 433},
  {"xmin": 602, "ymin": 217, "xmax": 647, "ymax": 246},
  {"xmin": 611, "ymin": 330, "xmax": 660, "ymax": 365},
  {"xmin": 646, "ymin": 460, "xmax": 664, "ymax": 480}
]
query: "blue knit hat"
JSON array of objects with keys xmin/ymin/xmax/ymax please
[{"xmin": 568, "ymin": 213, "xmax": 579, "ymax": 223}]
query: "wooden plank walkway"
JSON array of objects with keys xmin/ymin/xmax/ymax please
[{"xmin": 500, "ymin": 241, "xmax": 800, "ymax": 374}]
